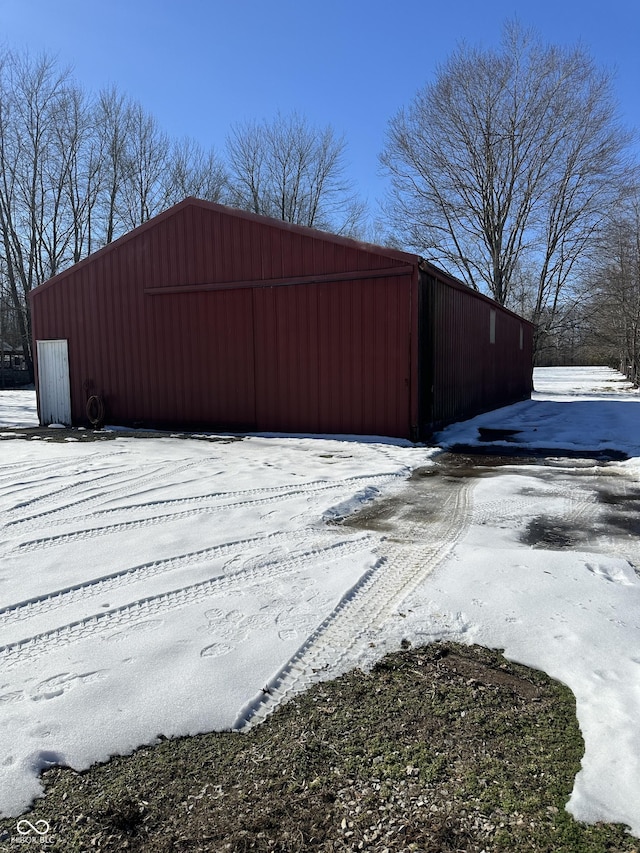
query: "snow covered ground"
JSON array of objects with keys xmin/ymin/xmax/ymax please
[
  {"xmin": 0, "ymin": 366, "xmax": 639, "ymax": 838},
  {"xmin": 366, "ymin": 366, "xmax": 640, "ymax": 835},
  {"xmin": 0, "ymin": 387, "xmax": 37, "ymax": 428}
]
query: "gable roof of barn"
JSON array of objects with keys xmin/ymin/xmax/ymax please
[{"xmin": 33, "ymin": 197, "xmax": 421, "ymax": 298}]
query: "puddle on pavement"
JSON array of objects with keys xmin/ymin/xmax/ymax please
[
  {"xmin": 601, "ymin": 509, "xmax": 640, "ymax": 538},
  {"xmin": 413, "ymin": 453, "xmax": 532, "ymax": 479},
  {"xmin": 521, "ymin": 517, "xmax": 588, "ymax": 549},
  {"xmin": 596, "ymin": 485, "xmax": 640, "ymax": 539},
  {"xmin": 522, "ymin": 512, "xmax": 640, "ymax": 550}
]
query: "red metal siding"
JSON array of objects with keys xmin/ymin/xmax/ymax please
[
  {"xmin": 142, "ymin": 289, "xmax": 256, "ymax": 427},
  {"xmin": 133, "ymin": 204, "xmax": 404, "ymax": 292},
  {"xmin": 253, "ymin": 274, "xmax": 413, "ymax": 437},
  {"xmin": 31, "ymin": 199, "xmax": 532, "ymax": 440},
  {"xmin": 31, "ymin": 199, "xmax": 418, "ymax": 436},
  {"xmin": 420, "ymin": 267, "xmax": 534, "ymax": 433},
  {"xmin": 31, "ymin": 212, "xmax": 261, "ymax": 430}
]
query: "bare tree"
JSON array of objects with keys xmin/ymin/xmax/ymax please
[
  {"xmin": 119, "ymin": 102, "xmax": 170, "ymax": 229},
  {"xmin": 381, "ymin": 21, "xmax": 630, "ymax": 350},
  {"xmin": 95, "ymin": 97, "xmax": 226, "ymax": 239},
  {"xmin": 163, "ymin": 136, "xmax": 227, "ymax": 206},
  {"xmin": 586, "ymin": 193, "xmax": 640, "ymax": 382},
  {"xmin": 56, "ymin": 85, "xmax": 103, "ymax": 263},
  {"xmin": 0, "ymin": 51, "xmax": 80, "ymax": 378},
  {"xmin": 93, "ymin": 87, "xmax": 134, "ymax": 245},
  {"xmin": 226, "ymin": 111, "xmax": 365, "ymax": 234}
]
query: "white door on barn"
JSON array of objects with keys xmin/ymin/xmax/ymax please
[{"xmin": 37, "ymin": 339, "xmax": 72, "ymax": 425}]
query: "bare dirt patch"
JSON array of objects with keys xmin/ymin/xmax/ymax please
[{"xmin": 0, "ymin": 426, "xmax": 242, "ymax": 443}]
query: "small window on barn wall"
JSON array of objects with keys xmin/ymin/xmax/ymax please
[
  {"xmin": 519, "ymin": 324, "xmax": 524, "ymax": 350},
  {"xmin": 489, "ymin": 309, "xmax": 496, "ymax": 344}
]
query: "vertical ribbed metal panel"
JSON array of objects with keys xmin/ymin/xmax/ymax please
[
  {"xmin": 36, "ymin": 339, "xmax": 71, "ymax": 424},
  {"xmin": 253, "ymin": 274, "xmax": 412, "ymax": 437},
  {"xmin": 419, "ymin": 268, "xmax": 534, "ymax": 434}
]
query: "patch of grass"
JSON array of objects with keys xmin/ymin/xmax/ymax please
[{"xmin": 0, "ymin": 643, "xmax": 637, "ymax": 852}]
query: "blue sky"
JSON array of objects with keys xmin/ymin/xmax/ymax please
[{"xmin": 0, "ymin": 0, "xmax": 638, "ymax": 216}]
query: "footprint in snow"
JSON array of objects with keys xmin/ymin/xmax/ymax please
[
  {"xmin": 30, "ymin": 670, "xmax": 105, "ymax": 701},
  {"xmin": 200, "ymin": 642, "xmax": 234, "ymax": 659}
]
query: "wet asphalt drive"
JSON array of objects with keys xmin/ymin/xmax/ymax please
[{"xmin": 343, "ymin": 449, "xmax": 640, "ymax": 574}]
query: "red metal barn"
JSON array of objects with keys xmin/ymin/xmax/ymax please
[{"xmin": 30, "ymin": 198, "xmax": 533, "ymax": 440}]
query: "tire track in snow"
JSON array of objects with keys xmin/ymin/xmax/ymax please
[
  {"xmin": 471, "ymin": 468, "xmax": 599, "ymax": 527},
  {"xmin": 4, "ymin": 470, "xmax": 122, "ymax": 518},
  {"xmin": 0, "ymin": 534, "xmax": 375, "ymax": 670},
  {"xmin": 0, "ymin": 457, "xmax": 77, "ymax": 487},
  {"xmin": 233, "ymin": 479, "xmax": 474, "ymax": 731},
  {"xmin": 0, "ymin": 528, "xmax": 337, "ymax": 626},
  {"xmin": 82, "ymin": 471, "xmax": 398, "ymax": 517},
  {"xmin": 0, "ymin": 459, "xmax": 86, "ymax": 506},
  {"xmin": 14, "ymin": 493, "xmax": 298, "ymax": 550},
  {"xmin": 8, "ymin": 471, "xmax": 400, "ymax": 533},
  {"xmin": 14, "ymin": 474, "xmax": 399, "ymax": 550},
  {"xmin": 4, "ymin": 458, "xmax": 215, "ymax": 526}
]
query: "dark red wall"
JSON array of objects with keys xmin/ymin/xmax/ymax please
[
  {"xmin": 418, "ymin": 266, "xmax": 533, "ymax": 434},
  {"xmin": 31, "ymin": 199, "xmax": 419, "ymax": 437},
  {"xmin": 252, "ymin": 274, "xmax": 413, "ymax": 436},
  {"xmin": 31, "ymin": 199, "xmax": 533, "ymax": 439}
]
